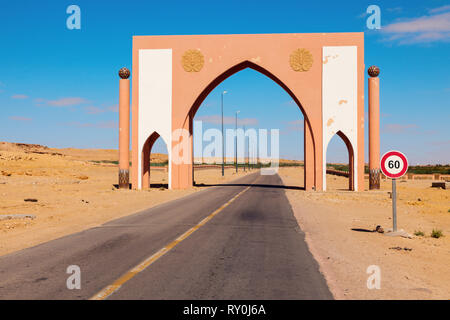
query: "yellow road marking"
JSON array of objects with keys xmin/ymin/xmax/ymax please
[{"xmin": 90, "ymin": 186, "xmax": 251, "ymax": 300}]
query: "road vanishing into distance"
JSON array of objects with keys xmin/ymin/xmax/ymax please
[{"xmin": 0, "ymin": 172, "xmax": 332, "ymax": 300}]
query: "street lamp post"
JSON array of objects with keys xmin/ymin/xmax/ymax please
[
  {"xmin": 235, "ymin": 111, "xmax": 240, "ymax": 173},
  {"xmin": 221, "ymin": 91, "xmax": 227, "ymax": 176},
  {"xmin": 247, "ymin": 126, "xmax": 250, "ymax": 171},
  {"xmin": 243, "ymin": 125, "xmax": 246, "ymax": 172}
]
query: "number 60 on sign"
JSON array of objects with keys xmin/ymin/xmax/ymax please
[{"xmin": 380, "ymin": 151, "xmax": 408, "ymax": 179}]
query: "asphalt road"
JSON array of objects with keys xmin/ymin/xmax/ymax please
[{"xmin": 0, "ymin": 172, "xmax": 332, "ymax": 300}]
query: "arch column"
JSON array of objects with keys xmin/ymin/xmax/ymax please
[
  {"xmin": 170, "ymin": 115, "xmax": 193, "ymax": 189},
  {"xmin": 304, "ymin": 119, "xmax": 315, "ymax": 190},
  {"xmin": 118, "ymin": 68, "xmax": 130, "ymax": 189},
  {"xmin": 368, "ymin": 66, "xmax": 381, "ymax": 190}
]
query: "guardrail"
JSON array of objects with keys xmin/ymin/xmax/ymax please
[{"xmin": 326, "ymin": 169, "xmax": 349, "ymax": 177}]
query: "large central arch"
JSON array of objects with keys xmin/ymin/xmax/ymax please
[
  {"xmin": 186, "ymin": 60, "xmax": 316, "ymax": 189},
  {"xmin": 130, "ymin": 33, "xmax": 365, "ymax": 191}
]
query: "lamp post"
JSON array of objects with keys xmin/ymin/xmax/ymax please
[
  {"xmin": 221, "ymin": 91, "xmax": 227, "ymax": 176},
  {"xmin": 368, "ymin": 66, "xmax": 381, "ymax": 190},
  {"xmin": 243, "ymin": 125, "xmax": 246, "ymax": 172},
  {"xmin": 235, "ymin": 110, "xmax": 240, "ymax": 173}
]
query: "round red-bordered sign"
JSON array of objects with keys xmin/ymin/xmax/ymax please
[{"xmin": 380, "ymin": 150, "xmax": 408, "ymax": 179}]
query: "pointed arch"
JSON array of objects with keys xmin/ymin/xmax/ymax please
[
  {"xmin": 324, "ymin": 130, "xmax": 355, "ymax": 191},
  {"xmin": 185, "ymin": 60, "xmax": 316, "ymax": 190},
  {"xmin": 186, "ymin": 60, "xmax": 313, "ymax": 136},
  {"xmin": 141, "ymin": 131, "xmax": 162, "ymax": 189}
]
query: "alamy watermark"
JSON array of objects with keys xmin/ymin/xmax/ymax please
[
  {"xmin": 172, "ymin": 120, "xmax": 280, "ymax": 174},
  {"xmin": 66, "ymin": 5, "xmax": 81, "ymax": 30},
  {"xmin": 66, "ymin": 265, "xmax": 81, "ymax": 290},
  {"xmin": 366, "ymin": 265, "xmax": 381, "ymax": 289},
  {"xmin": 366, "ymin": 5, "xmax": 381, "ymax": 30}
]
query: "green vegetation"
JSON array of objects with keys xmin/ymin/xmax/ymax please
[
  {"xmin": 277, "ymin": 162, "xmax": 304, "ymax": 167},
  {"xmin": 90, "ymin": 160, "xmax": 119, "ymax": 165},
  {"xmin": 326, "ymin": 164, "xmax": 350, "ymax": 172},
  {"xmin": 326, "ymin": 164, "xmax": 450, "ymax": 175},
  {"xmin": 414, "ymin": 230, "xmax": 425, "ymax": 236},
  {"xmin": 150, "ymin": 161, "xmax": 168, "ymax": 166},
  {"xmin": 90, "ymin": 160, "xmax": 168, "ymax": 166},
  {"xmin": 431, "ymin": 229, "xmax": 444, "ymax": 239},
  {"xmin": 90, "ymin": 159, "xmax": 449, "ymax": 173},
  {"xmin": 407, "ymin": 165, "xmax": 450, "ymax": 175},
  {"xmin": 194, "ymin": 162, "xmax": 304, "ymax": 168}
]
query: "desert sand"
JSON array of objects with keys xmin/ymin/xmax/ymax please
[
  {"xmin": 2, "ymin": 142, "xmax": 449, "ymax": 299},
  {"xmin": 0, "ymin": 142, "xmax": 252, "ymax": 257},
  {"xmin": 278, "ymin": 166, "xmax": 450, "ymax": 300}
]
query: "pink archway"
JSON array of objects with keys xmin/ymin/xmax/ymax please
[{"xmin": 120, "ymin": 32, "xmax": 369, "ymax": 191}]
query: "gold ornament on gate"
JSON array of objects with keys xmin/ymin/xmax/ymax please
[
  {"xmin": 181, "ymin": 49, "xmax": 205, "ymax": 72},
  {"xmin": 289, "ymin": 48, "xmax": 313, "ymax": 72}
]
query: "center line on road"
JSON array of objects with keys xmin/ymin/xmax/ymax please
[{"xmin": 90, "ymin": 186, "xmax": 251, "ymax": 300}]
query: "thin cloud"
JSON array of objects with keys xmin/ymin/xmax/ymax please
[
  {"xmin": 387, "ymin": 7, "xmax": 403, "ymax": 13},
  {"xmin": 382, "ymin": 9, "xmax": 450, "ymax": 44},
  {"xmin": 285, "ymin": 119, "xmax": 304, "ymax": 132},
  {"xmin": 429, "ymin": 5, "xmax": 450, "ymax": 14},
  {"xmin": 383, "ymin": 123, "xmax": 419, "ymax": 133},
  {"xmin": 9, "ymin": 116, "xmax": 32, "ymax": 121},
  {"xmin": 47, "ymin": 97, "xmax": 89, "ymax": 107},
  {"xmin": 84, "ymin": 106, "xmax": 105, "ymax": 114},
  {"xmin": 68, "ymin": 121, "xmax": 118, "ymax": 129},
  {"xmin": 430, "ymin": 139, "xmax": 450, "ymax": 146},
  {"xmin": 11, "ymin": 94, "xmax": 28, "ymax": 99},
  {"xmin": 84, "ymin": 104, "xmax": 118, "ymax": 114},
  {"xmin": 105, "ymin": 104, "xmax": 119, "ymax": 112},
  {"xmin": 197, "ymin": 115, "xmax": 258, "ymax": 126}
]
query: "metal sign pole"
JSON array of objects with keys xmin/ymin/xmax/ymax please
[{"xmin": 392, "ymin": 178, "xmax": 397, "ymax": 232}]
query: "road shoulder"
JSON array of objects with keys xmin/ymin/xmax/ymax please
[{"xmin": 278, "ymin": 167, "xmax": 450, "ymax": 300}]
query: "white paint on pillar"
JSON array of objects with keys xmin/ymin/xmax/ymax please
[
  {"xmin": 138, "ymin": 49, "xmax": 172, "ymax": 189},
  {"xmin": 322, "ymin": 46, "xmax": 358, "ymax": 191}
]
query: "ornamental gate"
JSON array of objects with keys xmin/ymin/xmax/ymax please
[{"xmin": 116, "ymin": 33, "xmax": 381, "ymax": 191}]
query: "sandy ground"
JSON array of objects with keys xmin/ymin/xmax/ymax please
[
  {"xmin": 2, "ymin": 142, "xmax": 449, "ymax": 299},
  {"xmin": 0, "ymin": 143, "xmax": 252, "ymax": 257},
  {"xmin": 278, "ymin": 166, "xmax": 450, "ymax": 300}
]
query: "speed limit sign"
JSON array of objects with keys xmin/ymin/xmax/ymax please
[
  {"xmin": 380, "ymin": 150, "xmax": 408, "ymax": 179},
  {"xmin": 380, "ymin": 150, "xmax": 408, "ymax": 233}
]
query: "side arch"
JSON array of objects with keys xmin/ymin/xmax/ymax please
[
  {"xmin": 141, "ymin": 131, "xmax": 169, "ymax": 189},
  {"xmin": 324, "ymin": 130, "xmax": 355, "ymax": 191}
]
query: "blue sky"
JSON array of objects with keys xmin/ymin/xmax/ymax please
[{"xmin": 0, "ymin": 0, "xmax": 449, "ymax": 164}]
